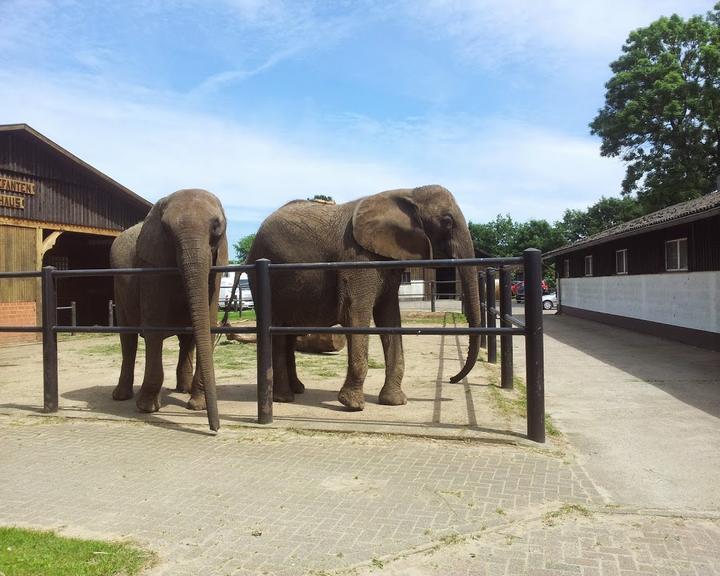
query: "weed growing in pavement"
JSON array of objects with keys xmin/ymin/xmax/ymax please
[{"xmin": 543, "ymin": 504, "xmax": 592, "ymax": 526}]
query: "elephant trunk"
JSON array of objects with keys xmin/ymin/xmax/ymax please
[
  {"xmin": 179, "ymin": 242, "xmax": 220, "ymax": 431},
  {"xmin": 449, "ymin": 235, "xmax": 481, "ymax": 383}
]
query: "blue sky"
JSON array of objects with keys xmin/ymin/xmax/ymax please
[{"xmin": 0, "ymin": 0, "xmax": 712, "ymax": 252}]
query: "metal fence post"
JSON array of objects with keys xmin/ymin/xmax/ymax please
[
  {"xmin": 70, "ymin": 301, "xmax": 76, "ymax": 336},
  {"xmin": 42, "ymin": 266, "xmax": 58, "ymax": 413},
  {"xmin": 499, "ymin": 266, "xmax": 513, "ymax": 389},
  {"xmin": 255, "ymin": 259, "xmax": 273, "ymax": 424},
  {"xmin": 486, "ymin": 268, "xmax": 497, "ymax": 364},
  {"xmin": 479, "ymin": 271, "xmax": 487, "ymax": 349},
  {"xmin": 523, "ymin": 248, "xmax": 545, "ymax": 443},
  {"xmin": 108, "ymin": 300, "xmax": 114, "ymax": 327},
  {"xmin": 430, "ymin": 280, "xmax": 436, "ymax": 313}
]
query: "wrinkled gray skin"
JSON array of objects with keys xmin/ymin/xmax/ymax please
[
  {"xmin": 110, "ymin": 189, "xmax": 228, "ymax": 431},
  {"xmin": 247, "ymin": 185, "xmax": 481, "ymax": 411}
]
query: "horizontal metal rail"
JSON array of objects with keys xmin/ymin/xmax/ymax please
[
  {"xmin": 52, "ymin": 325, "xmax": 258, "ymax": 335},
  {"xmin": 270, "ymin": 326, "xmax": 524, "ymax": 336},
  {"xmin": 0, "ymin": 326, "xmax": 42, "ymax": 333},
  {"xmin": 268, "ymin": 257, "xmax": 522, "ymax": 271}
]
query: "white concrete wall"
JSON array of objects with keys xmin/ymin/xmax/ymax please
[
  {"xmin": 398, "ymin": 280, "xmax": 425, "ymax": 300},
  {"xmin": 560, "ymin": 272, "xmax": 720, "ymax": 334}
]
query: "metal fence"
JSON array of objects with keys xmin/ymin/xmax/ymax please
[{"xmin": 0, "ymin": 248, "xmax": 545, "ymax": 442}]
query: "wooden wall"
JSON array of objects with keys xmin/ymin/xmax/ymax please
[{"xmin": 0, "ymin": 225, "xmax": 36, "ymax": 302}]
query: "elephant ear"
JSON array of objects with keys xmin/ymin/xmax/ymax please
[
  {"xmin": 352, "ymin": 190, "xmax": 432, "ymax": 260},
  {"xmin": 136, "ymin": 197, "xmax": 174, "ymax": 267}
]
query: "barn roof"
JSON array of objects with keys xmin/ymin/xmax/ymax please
[
  {"xmin": 0, "ymin": 123, "xmax": 151, "ymax": 209},
  {"xmin": 544, "ymin": 191, "xmax": 720, "ymax": 259}
]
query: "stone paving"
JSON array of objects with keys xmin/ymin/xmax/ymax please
[{"xmin": 0, "ymin": 312, "xmax": 719, "ymax": 575}]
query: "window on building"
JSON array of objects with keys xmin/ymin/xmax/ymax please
[
  {"xmin": 563, "ymin": 258, "xmax": 570, "ymax": 278},
  {"xmin": 665, "ymin": 238, "xmax": 688, "ymax": 271},
  {"xmin": 400, "ymin": 271, "xmax": 411, "ymax": 285},
  {"xmin": 615, "ymin": 249, "xmax": 628, "ymax": 275},
  {"xmin": 584, "ymin": 255, "xmax": 593, "ymax": 277}
]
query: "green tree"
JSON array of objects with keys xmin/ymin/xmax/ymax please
[
  {"xmin": 590, "ymin": 5, "xmax": 720, "ymax": 212},
  {"xmin": 233, "ymin": 233, "xmax": 256, "ymax": 263},
  {"xmin": 557, "ymin": 196, "xmax": 643, "ymax": 243},
  {"xmin": 468, "ymin": 214, "xmax": 517, "ymax": 256}
]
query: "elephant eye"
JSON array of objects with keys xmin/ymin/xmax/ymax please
[
  {"xmin": 441, "ymin": 215, "xmax": 454, "ymax": 230},
  {"xmin": 210, "ymin": 217, "xmax": 224, "ymax": 241}
]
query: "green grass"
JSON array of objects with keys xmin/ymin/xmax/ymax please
[
  {"xmin": 487, "ymin": 374, "xmax": 561, "ymax": 438},
  {"xmin": 218, "ymin": 309, "xmax": 256, "ymax": 323},
  {"xmin": 0, "ymin": 527, "xmax": 154, "ymax": 576}
]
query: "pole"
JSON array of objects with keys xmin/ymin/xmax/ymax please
[
  {"xmin": 42, "ymin": 266, "xmax": 58, "ymax": 412},
  {"xmin": 524, "ymin": 249, "xmax": 545, "ymax": 443},
  {"xmin": 499, "ymin": 266, "xmax": 513, "ymax": 389},
  {"xmin": 479, "ymin": 271, "xmax": 487, "ymax": 349},
  {"xmin": 486, "ymin": 268, "xmax": 497, "ymax": 364},
  {"xmin": 70, "ymin": 301, "xmax": 76, "ymax": 336},
  {"xmin": 255, "ymin": 259, "xmax": 273, "ymax": 424}
]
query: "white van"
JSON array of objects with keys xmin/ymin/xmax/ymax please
[{"xmin": 219, "ymin": 272, "xmax": 253, "ymax": 310}]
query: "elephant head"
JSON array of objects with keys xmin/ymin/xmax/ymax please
[
  {"xmin": 136, "ymin": 189, "xmax": 227, "ymax": 431},
  {"xmin": 352, "ymin": 185, "xmax": 481, "ymax": 382}
]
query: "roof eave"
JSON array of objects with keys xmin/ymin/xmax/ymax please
[{"xmin": 543, "ymin": 205, "xmax": 720, "ymax": 260}]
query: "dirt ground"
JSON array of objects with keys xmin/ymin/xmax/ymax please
[{"xmin": 0, "ymin": 312, "xmax": 534, "ymax": 444}]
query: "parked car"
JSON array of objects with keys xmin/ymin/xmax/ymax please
[
  {"xmin": 515, "ymin": 280, "xmax": 552, "ymax": 303},
  {"xmin": 542, "ymin": 292, "xmax": 557, "ymax": 310},
  {"xmin": 219, "ymin": 272, "xmax": 254, "ymax": 310}
]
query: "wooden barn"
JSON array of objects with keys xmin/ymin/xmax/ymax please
[
  {"xmin": 0, "ymin": 124, "xmax": 151, "ymax": 342},
  {"xmin": 544, "ymin": 191, "xmax": 720, "ymax": 351}
]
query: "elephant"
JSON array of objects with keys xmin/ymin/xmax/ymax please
[
  {"xmin": 247, "ymin": 184, "xmax": 481, "ymax": 411},
  {"xmin": 110, "ymin": 188, "xmax": 228, "ymax": 431}
]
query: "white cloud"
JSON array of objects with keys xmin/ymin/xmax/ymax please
[
  {"xmin": 404, "ymin": 0, "xmax": 712, "ymax": 69},
  {"xmin": 0, "ymin": 70, "xmax": 623, "ymax": 245}
]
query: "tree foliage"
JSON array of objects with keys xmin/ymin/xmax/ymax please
[
  {"xmin": 233, "ymin": 233, "xmax": 256, "ymax": 263},
  {"xmin": 557, "ymin": 196, "xmax": 643, "ymax": 243},
  {"xmin": 590, "ymin": 5, "xmax": 720, "ymax": 212}
]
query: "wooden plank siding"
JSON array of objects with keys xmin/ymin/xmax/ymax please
[
  {"xmin": 0, "ymin": 225, "xmax": 36, "ymax": 302},
  {"xmin": 555, "ymin": 215, "xmax": 720, "ymax": 278},
  {"xmin": 0, "ymin": 130, "xmax": 148, "ymax": 231}
]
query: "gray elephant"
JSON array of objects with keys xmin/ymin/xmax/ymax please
[
  {"xmin": 110, "ymin": 188, "xmax": 228, "ymax": 431},
  {"xmin": 247, "ymin": 184, "xmax": 481, "ymax": 411}
]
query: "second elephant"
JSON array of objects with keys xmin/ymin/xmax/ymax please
[{"xmin": 247, "ymin": 184, "xmax": 481, "ymax": 411}]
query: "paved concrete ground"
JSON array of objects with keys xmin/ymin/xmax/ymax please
[{"xmin": 0, "ymin": 311, "xmax": 719, "ymax": 575}]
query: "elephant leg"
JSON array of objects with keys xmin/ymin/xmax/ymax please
[
  {"xmin": 112, "ymin": 332, "xmax": 138, "ymax": 401},
  {"xmin": 136, "ymin": 334, "xmax": 164, "ymax": 413},
  {"xmin": 186, "ymin": 355, "xmax": 208, "ymax": 411},
  {"xmin": 287, "ymin": 335, "xmax": 305, "ymax": 394},
  {"xmin": 273, "ymin": 334, "xmax": 295, "ymax": 402},
  {"xmin": 374, "ymin": 296, "xmax": 407, "ymax": 406},
  {"xmin": 337, "ymin": 300, "xmax": 372, "ymax": 411},
  {"xmin": 176, "ymin": 334, "xmax": 194, "ymax": 393}
]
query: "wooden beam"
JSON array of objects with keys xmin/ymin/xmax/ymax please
[{"xmin": 0, "ymin": 216, "xmax": 122, "ymax": 237}]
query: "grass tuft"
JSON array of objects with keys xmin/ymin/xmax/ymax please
[{"xmin": 0, "ymin": 527, "xmax": 154, "ymax": 576}]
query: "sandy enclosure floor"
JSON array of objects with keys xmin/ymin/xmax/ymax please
[{"xmin": 0, "ymin": 313, "xmax": 530, "ymax": 443}]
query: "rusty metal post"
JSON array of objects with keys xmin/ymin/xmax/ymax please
[
  {"xmin": 478, "ymin": 271, "xmax": 487, "ymax": 349},
  {"xmin": 255, "ymin": 259, "xmax": 273, "ymax": 424},
  {"xmin": 42, "ymin": 266, "xmax": 58, "ymax": 412},
  {"xmin": 524, "ymin": 249, "xmax": 545, "ymax": 443},
  {"xmin": 499, "ymin": 266, "xmax": 514, "ymax": 389},
  {"xmin": 486, "ymin": 268, "xmax": 497, "ymax": 364}
]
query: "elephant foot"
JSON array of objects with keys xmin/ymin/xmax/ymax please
[
  {"xmin": 187, "ymin": 395, "xmax": 206, "ymax": 411},
  {"xmin": 338, "ymin": 386, "xmax": 365, "ymax": 411},
  {"xmin": 175, "ymin": 379, "xmax": 193, "ymax": 394},
  {"xmin": 273, "ymin": 389, "xmax": 296, "ymax": 403},
  {"xmin": 378, "ymin": 385, "xmax": 407, "ymax": 406},
  {"xmin": 290, "ymin": 377, "xmax": 305, "ymax": 394},
  {"xmin": 136, "ymin": 393, "xmax": 161, "ymax": 413},
  {"xmin": 112, "ymin": 384, "xmax": 134, "ymax": 401}
]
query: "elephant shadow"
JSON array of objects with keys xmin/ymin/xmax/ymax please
[{"xmin": 60, "ymin": 382, "xmax": 261, "ymax": 434}]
